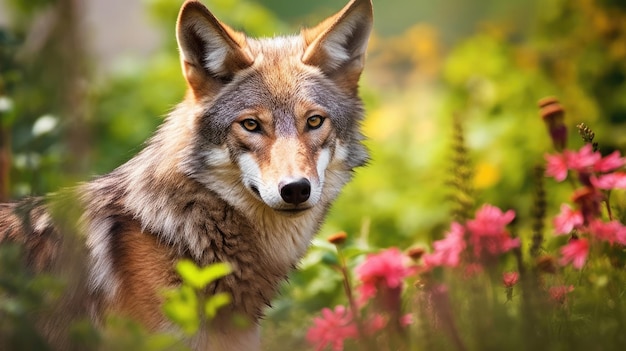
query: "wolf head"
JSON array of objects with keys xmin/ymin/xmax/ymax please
[{"xmin": 175, "ymin": 0, "xmax": 373, "ymax": 216}]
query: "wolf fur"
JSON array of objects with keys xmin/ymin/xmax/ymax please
[{"xmin": 0, "ymin": 0, "xmax": 373, "ymax": 349}]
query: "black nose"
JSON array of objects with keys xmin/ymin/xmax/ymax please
[{"xmin": 279, "ymin": 178, "xmax": 311, "ymax": 205}]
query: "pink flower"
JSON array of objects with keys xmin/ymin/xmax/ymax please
[
  {"xmin": 422, "ymin": 222, "xmax": 466, "ymax": 268},
  {"xmin": 588, "ymin": 220, "xmax": 626, "ymax": 245},
  {"xmin": 545, "ymin": 153, "xmax": 569, "ymax": 181},
  {"xmin": 566, "ymin": 144, "xmax": 601, "ymax": 172},
  {"xmin": 399, "ymin": 313, "xmax": 413, "ymax": 327},
  {"xmin": 355, "ymin": 248, "xmax": 414, "ymax": 302},
  {"xmin": 559, "ymin": 238, "xmax": 589, "ymax": 269},
  {"xmin": 590, "ymin": 172, "xmax": 626, "ymax": 189},
  {"xmin": 466, "ymin": 205, "xmax": 519, "ymax": 258},
  {"xmin": 545, "ymin": 145, "xmax": 620, "ymax": 182},
  {"xmin": 472, "ymin": 234, "xmax": 520, "ymax": 259},
  {"xmin": 549, "ymin": 285, "xmax": 574, "ymax": 305},
  {"xmin": 365, "ymin": 314, "xmax": 386, "ymax": 334},
  {"xmin": 306, "ymin": 305, "xmax": 358, "ymax": 351},
  {"xmin": 502, "ymin": 271, "xmax": 519, "ymax": 288},
  {"xmin": 593, "ymin": 150, "xmax": 625, "ymax": 172},
  {"xmin": 467, "ymin": 204, "xmax": 516, "ymax": 236},
  {"xmin": 553, "ymin": 204, "xmax": 583, "ymax": 235}
]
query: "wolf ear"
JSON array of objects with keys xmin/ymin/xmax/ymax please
[
  {"xmin": 176, "ymin": 0, "xmax": 254, "ymax": 95},
  {"xmin": 302, "ymin": 0, "xmax": 373, "ymax": 91}
]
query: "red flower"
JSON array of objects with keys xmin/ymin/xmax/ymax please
[
  {"xmin": 467, "ymin": 204, "xmax": 516, "ymax": 236},
  {"xmin": 399, "ymin": 313, "xmax": 413, "ymax": 327},
  {"xmin": 422, "ymin": 222, "xmax": 466, "ymax": 268},
  {"xmin": 588, "ymin": 220, "xmax": 626, "ymax": 245},
  {"xmin": 566, "ymin": 144, "xmax": 601, "ymax": 172},
  {"xmin": 590, "ymin": 172, "xmax": 626, "ymax": 189},
  {"xmin": 502, "ymin": 271, "xmax": 519, "ymax": 288},
  {"xmin": 559, "ymin": 238, "xmax": 589, "ymax": 269},
  {"xmin": 549, "ymin": 285, "xmax": 574, "ymax": 305},
  {"xmin": 355, "ymin": 248, "xmax": 414, "ymax": 302},
  {"xmin": 365, "ymin": 314, "xmax": 386, "ymax": 334},
  {"xmin": 466, "ymin": 204, "xmax": 519, "ymax": 258},
  {"xmin": 593, "ymin": 150, "xmax": 626, "ymax": 172},
  {"xmin": 545, "ymin": 153, "xmax": 569, "ymax": 182},
  {"xmin": 553, "ymin": 204, "xmax": 583, "ymax": 235},
  {"xmin": 306, "ymin": 305, "xmax": 358, "ymax": 351},
  {"xmin": 545, "ymin": 145, "xmax": 623, "ymax": 183}
]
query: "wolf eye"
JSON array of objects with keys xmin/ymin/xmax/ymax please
[
  {"xmin": 241, "ymin": 119, "xmax": 261, "ymax": 132},
  {"xmin": 306, "ymin": 115, "xmax": 325, "ymax": 130}
]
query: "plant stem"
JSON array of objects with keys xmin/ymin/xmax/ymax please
[
  {"xmin": 336, "ymin": 246, "xmax": 375, "ymax": 351},
  {"xmin": 604, "ymin": 190, "xmax": 613, "ymax": 221}
]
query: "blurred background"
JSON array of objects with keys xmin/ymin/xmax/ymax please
[{"xmin": 1, "ymin": 0, "xmax": 626, "ymax": 348}]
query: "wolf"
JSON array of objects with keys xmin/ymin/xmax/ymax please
[{"xmin": 0, "ymin": 0, "xmax": 373, "ymax": 349}]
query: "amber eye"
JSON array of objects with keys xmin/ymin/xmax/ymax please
[
  {"xmin": 307, "ymin": 115, "xmax": 325, "ymax": 130},
  {"xmin": 241, "ymin": 119, "xmax": 260, "ymax": 132}
]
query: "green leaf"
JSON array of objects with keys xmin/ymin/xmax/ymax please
[
  {"xmin": 341, "ymin": 247, "xmax": 373, "ymax": 260},
  {"xmin": 175, "ymin": 260, "xmax": 201, "ymax": 286},
  {"xmin": 175, "ymin": 260, "xmax": 232, "ymax": 290},
  {"xmin": 320, "ymin": 252, "xmax": 339, "ymax": 266},
  {"xmin": 204, "ymin": 292, "xmax": 232, "ymax": 320},
  {"xmin": 162, "ymin": 285, "xmax": 199, "ymax": 335}
]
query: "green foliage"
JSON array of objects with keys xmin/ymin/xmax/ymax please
[
  {"xmin": 163, "ymin": 285, "xmax": 200, "ymax": 336},
  {"xmin": 0, "ymin": 244, "xmax": 63, "ymax": 350},
  {"xmin": 146, "ymin": 0, "xmax": 286, "ymax": 36},
  {"xmin": 0, "ymin": 244, "xmax": 232, "ymax": 349},
  {"xmin": 98, "ymin": 315, "xmax": 185, "ymax": 351},
  {"xmin": 176, "ymin": 260, "xmax": 232, "ymax": 290},
  {"xmin": 162, "ymin": 260, "xmax": 233, "ymax": 335},
  {"xmin": 204, "ymin": 293, "xmax": 231, "ymax": 320},
  {"xmin": 448, "ymin": 114, "xmax": 475, "ymax": 222}
]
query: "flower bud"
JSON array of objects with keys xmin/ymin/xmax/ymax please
[
  {"xmin": 502, "ymin": 271, "xmax": 519, "ymax": 288},
  {"xmin": 328, "ymin": 232, "xmax": 348, "ymax": 246},
  {"xmin": 406, "ymin": 247, "xmax": 425, "ymax": 261},
  {"xmin": 538, "ymin": 97, "xmax": 567, "ymax": 151}
]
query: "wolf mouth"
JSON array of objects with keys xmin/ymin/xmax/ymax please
[
  {"xmin": 275, "ymin": 207, "xmax": 312, "ymax": 216},
  {"xmin": 250, "ymin": 185, "xmax": 262, "ymax": 198}
]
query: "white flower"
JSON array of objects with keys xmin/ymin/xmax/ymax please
[
  {"xmin": 32, "ymin": 114, "xmax": 58, "ymax": 136},
  {"xmin": 0, "ymin": 96, "xmax": 13, "ymax": 112}
]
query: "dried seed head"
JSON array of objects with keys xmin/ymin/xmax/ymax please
[{"xmin": 576, "ymin": 123, "xmax": 599, "ymax": 151}]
